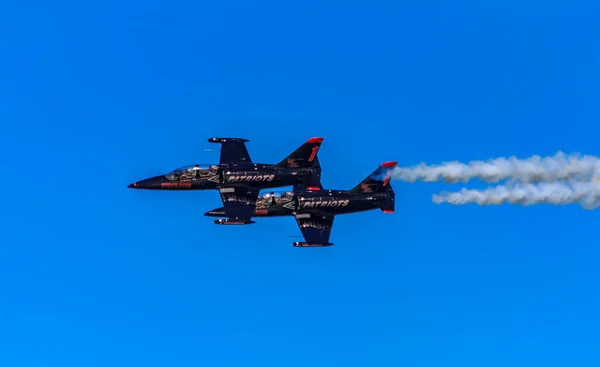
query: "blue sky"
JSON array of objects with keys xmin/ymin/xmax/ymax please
[{"xmin": 1, "ymin": 1, "xmax": 600, "ymax": 366}]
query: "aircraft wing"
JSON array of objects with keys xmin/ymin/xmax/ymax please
[
  {"xmin": 292, "ymin": 213, "xmax": 335, "ymax": 247},
  {"xmin": 208, "ymin": 137, "xmax": 252, "ymax": 164},
  {"xmin": 216, "ymin": 186, "xmax": 259, "ymax": 224}
]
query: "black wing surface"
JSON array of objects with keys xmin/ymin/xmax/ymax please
[
  {"xmin": 217, "ymin": 186, "xmax": 260, "ymax": 223},
  {"xmin": 292, "ymin": 213, "xmax": 335, "ymax": 247},
  {"xmin": 208, "ymin": 137, "xmax": 252, "ymax": 164}
]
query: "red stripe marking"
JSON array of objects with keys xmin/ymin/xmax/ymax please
[{"xmin": 308, "ymin": 146, "xmax": 319, "ymax": 162}]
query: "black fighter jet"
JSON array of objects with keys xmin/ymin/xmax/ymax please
[
  {"xmin": 205, "ymin": 161, "xmax": 397, "ymax": 246},
  {"xmin": 128, "ymin": 137, "xmax": 324, "ymax": 225}
]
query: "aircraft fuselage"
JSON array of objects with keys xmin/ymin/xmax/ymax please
[
  {"xmin": 128, "ymin": 162, "xmax": 319, "ymax": 190},
  {"xmin": 204, "ymin": 190, "xmax": 390, "ymax": 218}
]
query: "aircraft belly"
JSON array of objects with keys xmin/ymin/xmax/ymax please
[
  {"xmin": 196, "ymin": 180, "xmax": 220, "ymax": 189},
  {"xmin": 344, "ymin": 201, "xmax": 379, "ymax": 214},
  {"xmin": 253, "ymin": 204, "xmax": 293, "ymax": 217},
  {"xmin": 157, "ymin": 180, "xmax": 216, "ymax": 190}
]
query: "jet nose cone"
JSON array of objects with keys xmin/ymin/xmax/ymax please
[{"xmin": 127, "ymin": 176, "xmax": 165, "ymax": 190}]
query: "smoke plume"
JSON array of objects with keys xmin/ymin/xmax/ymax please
[
  {"xmin": 392, "ymin": 152, "xmax": 600, "ymax": 183},
  {"xmin": 432, "ymin": 181, "xmax": 600, "ymax": 209}
]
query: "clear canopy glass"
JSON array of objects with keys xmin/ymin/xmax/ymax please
[
  {"xmin": 256, "ymin": 191, "xmax": 295, "ymax": 206},
  {"xmin": 165, "ymin": 164, "xmax": 218, "ymax": 180}
]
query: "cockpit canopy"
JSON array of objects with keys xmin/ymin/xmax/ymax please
[
  {"xmin": 256, "ymin": 191, "xmax": 295, "ymax": 206},
  {"xmin": 165, "ymin": 164, "xmax": 218, "ymax": 181}
]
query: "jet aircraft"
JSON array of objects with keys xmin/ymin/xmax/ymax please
[
  {"xmin": 205, "ymin": 161, "xmax": 397, "ymax": 246},
  {"xmin": 128, "ymin": 137, "xmax": 324, "ymax": 225}
]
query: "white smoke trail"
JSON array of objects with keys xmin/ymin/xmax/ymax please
[
  {"xmin": 432, "ymin": 181, "xmax": 600, "ymax": 209},
  {"xmin": 392, "ymin": 152, "xmax": 600, "ymax": 183}
]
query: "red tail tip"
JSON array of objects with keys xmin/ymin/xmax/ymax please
[
  {"xmin": 306, "ymin": 137, "xmax": 324, "ymax": 143},
  {"xmin": 380, "ymin": 161, "xmax": 398, "ymax": 168},
  {"xmin": 382, "ymin": 209, "xmax": 394, "ymax": 213}
]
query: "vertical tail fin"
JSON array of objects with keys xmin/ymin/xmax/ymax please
[
  {"xmin": 381, "ymin": 183, "xmax": 395, "ymax": 213},
  {"xmin": 348, "ymin": 161, "xmax": 397, "ymax": 194},
  {"xmin": 276, "ymin": 137, "xmax": 324, "ymax": 169},
  {"xmin": 293, "ymin": 155, "xmax": 323, "ymax": 191}
]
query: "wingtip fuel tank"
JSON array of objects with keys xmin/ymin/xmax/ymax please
[
  {"xmin": 292, "ymin": 242, "xmax": 334, "ymax": 247},
  {"xmin": 214, "ymin": 219, "xmax": 256, "ymax": 225}
]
